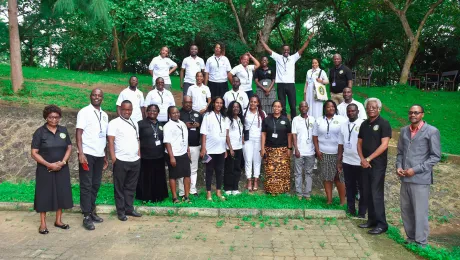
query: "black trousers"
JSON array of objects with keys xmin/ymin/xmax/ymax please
[
  {"xmin": 362, "ymin": 162, "xmax": 388, "ymax": 229},
  {"xmin": 113, "ymin": 159, "xmax": 141, "ymax": 216},
  {"xmin": 224, "ymin": 149, "xmax": 243, "ymax": 191},
  {"xmin": 245, "ymin": 90, "xmax": 254, "ymax": 100},
  {"xmin": 205, "ymin": 153, "xmax": 225, "ymax": 191},
  {"xmin": 79, "ymin": 154, "xmax": 104, "ymax": 215},
  {"xmin": 277, "ymin": 83, "xmax": 297, "ymax": 118},
  {"xmin": 343, "ymin": 163, "xmax": 367, "ymax": 216},
  {"xmin": 208, "ymin": 81, "xmax": 229, "ymax": 99}
]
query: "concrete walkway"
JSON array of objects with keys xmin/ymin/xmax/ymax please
[{"xmin": 0, "ymin": 211, "xmax": 417, "ymax": 260}]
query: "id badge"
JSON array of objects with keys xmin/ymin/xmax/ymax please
[
  {"xmin": 332, "ymin": 82, "xmax": 336, "ymax": 87},
  {"xmin": 262, "ymin": 82, "xmax": 268, "ymax": 86},
  {"xmin": 272, "ymin": 133, "xmax": 278, "ymax": 138},
  {"xmin": 98, "ymin": 132, "xmax": 105, "ymax": 138},
  {"xmin": 190, "ymin": 128, "xmax": 197, "ymax": 131},
  {"xmin": 325, "ymin": 133, "xmax": 330, "ymax": 139},
  {"xmin": 219, "ymin": 132, "xmax": 226, "ymax": 137},
  {"xmin": 155, "ymin": 140, "xmax": 161, "ymax": 146},
  {"xmin": 345, "ymin": 142, "xmax": 352, "ymax": 149},
  {"xmin": 306, "ymin": 139, "xmax": 311, "ymax": 144}
]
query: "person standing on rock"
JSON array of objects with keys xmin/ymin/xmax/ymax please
[
  {"xmin": 116, "ymin": 76, "xmax": 145, "ymax": 124},
  {"xmin": 76, "ymin": 88, "xmax": 109, "ymax": 231},
  {"xmin": 32, "ymin": 105, "xmax": 73, "ymax": 234},
  {"xmin": 108, "ymin": 100, "xmax": 142, "ymax": 221},
  {"xmin": 396, "ymin": 105, "xmax": 441, "ymax": 247},
  {"xmin": 357, "ymin": 98, "xmax": 391, "ymax": 235}
]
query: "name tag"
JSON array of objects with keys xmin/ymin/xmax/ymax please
[
  {"xmin": 306, "ymin": 139, "xmax": 311, "ymax": 144},
  {"xmin": 98, "ymin": 132, "xmax": 105, "ymax": 138},
  {"xmin": 345, "ymin": 143, "xmax": 352, "ymax": 149},
  {"xmin": 155, "ymin": 140, "xmax": 161, "ymax": 146},
  {"xmin": 191, "ymin": 128, "xmax": 197, "ymax": 131},
  {"xmin": 262, "ymin": 82, "xmax": 268, "ymax": 86},
  {"xmin": 332, "ymin": 82, "xmax": 336, "ymax": 87},
  {"xmin": 272, "ymin": 133, "xmax": 278, "ymax": 138},
  {"xmin": 219, "ymin": 132, "xmax": 226, "ymax": 137},
  {"xmin": 325, "ymin": 133, "xmax": 330, "ymax": 139}
]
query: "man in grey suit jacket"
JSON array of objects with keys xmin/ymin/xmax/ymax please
[{"xmin": 396, "ymin": 104, "xmax": 441, "ymax": 247}]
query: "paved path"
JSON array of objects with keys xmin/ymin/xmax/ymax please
[{"xmin": 0, "ymin": 211, "xmax": 417, "ymax": 260}]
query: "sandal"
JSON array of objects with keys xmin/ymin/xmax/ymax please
[
  {"xmin": 253, "ymin": 178, "xmax": 259, "ymax": 191},
  {"xmin": 54, "ymin": 223, "xmax": 70, "ymax": 229},
  {"xmin": 182, "ymin": 197, "xmax": 192, "ymax": 204},
  {"xmin": 218, "ymin": 196, "xmax": 226, "ymax": 201},
  {"xmin": 206, "ymin": 197, "xmax": 213, "ymax": 201},
  {"xmin": 172, "ymin": 198, "xmax": 181, "ymax": 204},
  {"xmin": 38, "ymin": 227, "xmax": 49, "ymax": 234},
  {"xmin": 247, "ymin": 179, "xmax": 253, "ymax": 192}
]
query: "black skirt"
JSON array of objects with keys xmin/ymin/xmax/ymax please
[
  {"xmin": 136, "ymin": 158, "xmax": 169, "ymax": 202},
  {"xmin": 166, "ymin": 153, "xmax": 191, "ymax": 179},
  {"xmin": 34, "ymin": 165, "xmax": 73, "ymax": 212}
]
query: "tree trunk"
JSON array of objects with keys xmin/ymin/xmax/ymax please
[
  {"xmin": 28, "ymin": 40, "xmax": 34, "ymax": 66},
  {"xmin": 293, "ymin": 11, "xmax": 301, "ymax": 51},
  {"xmin": 255, "ymin": 3, "xmax": 281, "ymax": 55},
  {"xmin": 8, "ymin": 0, "xmax": 24, "ymax": 92},
  {"xmin": 48, "ymin": 35, "xmax": 53, "ymax": 68},
  {"xmin": 228, "ymin": 0, "xmax": 247, "ymax": 45},
  {"xmin": 399, "ymin": 40, "xmax": 419, "ymax": 84},
  {"xmin": 112, "ymin": 26, "xmax": 123, "ymax": 72}
]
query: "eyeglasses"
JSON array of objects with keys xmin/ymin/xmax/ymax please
[
  {"xmin": 408, "ymin": 111, "xmax": 423, "ymax": 115},
  {"xmin": 47, "ymin": 116, "xmax": 61, "ymax": 120}
]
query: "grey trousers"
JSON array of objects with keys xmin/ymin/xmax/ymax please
[
  {"xmin": 400, "ymin": 182, "xmax": 430, "ymax": 245},
  {"xmin": 294, "ymin": 155, "xmax": 315, "ymax": 197}
]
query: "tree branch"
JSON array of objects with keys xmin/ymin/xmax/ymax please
[
  {"xmin": 228, "ymin": 0, "xmax": 247, "ymax": 44},
  {"xmin": 383, "ymin": 0, "xmax": 414, "ymax": 42},
  {"xmin": 414, "ymin": 0, "xmax": 444, "ymax": 41}
]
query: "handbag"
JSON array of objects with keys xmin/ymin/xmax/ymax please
[
  {"xmin": 313, "ymin": 69, "xmax": 328, "ymax": 101},
  {"xmin": 243, "ymin": 107, "xmax": 256, "ymax": 141}
]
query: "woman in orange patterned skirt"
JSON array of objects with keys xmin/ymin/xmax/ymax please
[{"xmin": 260, "ymin": 100, "xmax": 292, "ymax": 194}]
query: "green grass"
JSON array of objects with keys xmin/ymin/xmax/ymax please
[{"xmin": 0, "ymin": 181, "xmax": 346, "ymax": 210}]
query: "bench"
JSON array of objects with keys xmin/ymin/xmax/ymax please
[
  {"xmin": 440, "ymin": 70, "xmax": 458, "ymax": 91},
  {"xmin": 424, "ymin": 73, "xmax": 440, "ymax": 90},
  {"xmin": 359, "ymin": 69, "xmax": 373, "ymax": 86}
]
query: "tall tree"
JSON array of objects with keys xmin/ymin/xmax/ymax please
[
  {"xmin": 383, "ymin": 0, "xmax": 444, "ymax": 84},
  {"xmin": 8, "ymin": 0, "xmax": 24, "ymax": 92}
]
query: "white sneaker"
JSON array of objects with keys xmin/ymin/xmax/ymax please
[
  {"xmin": 225, "ymin": 190, "xmax": 232, "ymax": 195},
  {"xmin": 232, "ymin": 190, "xmax": 241, "ymax": 195}
]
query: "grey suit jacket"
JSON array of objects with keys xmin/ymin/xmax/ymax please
[{"xmin": 396, "ymin": 122, "xmax": 441, "ymax": 185}]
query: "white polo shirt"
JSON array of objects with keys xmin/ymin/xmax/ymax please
[
  {"xmin": 187, "ymin": 84, "xmax": 211, "ymax": 111},
  {"xmin": 182, "ymin": 56, "xmax": 206, "ymax": 84},
  {"xmin": 312, "ymin": 115, "xmax": 347, "ymax": 154},
  {"xmin": 116, "ymin": 87, "xmax": 144, "ymax": 124},
  {"xmin": 107, "ymin": 117, "xmax": 139, "ymax": 162},
  {"xmin": 291, "ymin": 115, "xmax": 316, "ymax": 156},
  {"xmin": 229, "ymin": 64, "xmax": 255, "ymax": 92},
  {"xmin": 163, "ymin": 119, "xmax": 188, "ymax": 156},
  {"xmin": 76, "ymin": 104, "xmax": 109, "ymax": 157},
  {"xmin": 148, "ymin": 55, "xmax": 177, "ymax": 85},
  {"xmin": 144, "ymin": 89, "xmax": 176, "ymax": 122},
  {"xmin": 200, "ymin": 111, "xmax": 229, "ymax": 154},
  {"xmin": 226, "ymin": 117, "xmax": 243, "ymax": 150},
  {"xmin": 338, "ymin": 118, "xmax": 364, "ymax": 166},
  {"xmin": 337, "ymin": 99, "xmax": 367, "ymax": 120},
  {"xmin": 244, "ymin": 109, "xmax": 266, "ymax": 141},
  {"xmin": 223, "ymin": 89, "xmax": 249, "ymax": 110},
  {"xmin": 271, "ymin": 52, "xmax": 301, "ymax": 83},
  {"xmin": 205, "ymin": 55, "xmax": 232, "ymax": 83}
]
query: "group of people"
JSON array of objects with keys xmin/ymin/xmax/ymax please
[{"xmin": 30, "ymin": 37, "xmax": 442, "ymax": 249}]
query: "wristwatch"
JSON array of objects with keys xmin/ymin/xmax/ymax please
[
  {"xmin": 61, "ymin": 160, "xmax": 67, "ymax": 165},
  {"xmin": 288, "ymin": 147, "xmax": 293, "ymax": 150},
  {"xmin": 366, "ymin": 157, "xmax": 371, "ymax": 162}
]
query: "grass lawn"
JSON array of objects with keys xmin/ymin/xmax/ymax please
[
  {"xmin": 0, "ymin": 64, "xmax": 458, "ymax": 154},
  {"xmin": 0, "ymin": 181, "xmax": 345, "ymax": 210}
]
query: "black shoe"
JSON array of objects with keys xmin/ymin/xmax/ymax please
[
  {"xmin": 38, "ymin": 227, "xmax": 49, "ymax": 234},
  {"xmin": 91, "ymin": 213, "xmax": 104, "ymax": 223},
  {"xmin": 54, "ymin": 223, "xmax": 70, "ymax": 229},
  {"xmin": 368, "ymin": 227, "xmax": 387, "ymax": 235},
  {"xmin": 191, "ymin": 193, "xmax": 199, "ymax": 197},
  {"xmin": 358, "ymin": 222, "xmax": 376, "ymax": 229},
  {"xmin": 83, "ymin": 216, "xmax": 95, "ymax": 230},
  {"xmin": 126, "ymin": 211, "xmax": 142, "ymax": 217},
  {"xmin": 118, "ymin": 215, "xmax": 128, "ymax": 221},
  {"xmin": 357, "ymin": 214, "xmax": 366, "ymax": 219}
]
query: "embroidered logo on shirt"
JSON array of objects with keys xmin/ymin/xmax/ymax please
[
  {"xmin": 103, "ymin": 115, "xmax": 108, "ymax": 122},
  {"xmin": 268, "ymin": 70, "xmax": 271, "ymax": 74},
  {"xmin": 59, "ymin": 133, "xmax": 66, "ymax": 139},
  {"xmin": 333, "ymin": 120, "xmax": 339, "ymax": 124},
  {"xmin": 196, "ymin": 62, "xmax": 200, "ymax": 66},
  {"xmin": 239, "ymin": 97, "xmax": 243, "ymax": 101},
  {"xmin": 202, "ymin": 90, "xmax": 206, "ymax": 94},
  {"xmin": 194, "ymin": 113, "xmax": 199, "ymax": 117},
  {"xmin": 355, "ymin": 127, "xmax": 360, "ymax": 132},
  {"xmin": 280, "ymin": 121, "xmax": 286, "ymax": 125},
  {"xmin": 159, "ymin": 126, "xmax": 163, "ymax": 130},
  {"xmin": 373, "ymin": 125, "xmax": 379, "ymax": 131},
  {"xmin": 339, "ymin": 70, "xmax": 344, "ymax": 74},
  {"xmin": 309, "ymin": 123, "xmax": 314, "ymax": 128}
]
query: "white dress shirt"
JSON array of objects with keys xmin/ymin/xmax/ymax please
[
  {"xmin": 116, "ymin": 87, "xmax": 144, "ymax": 124},
  {"xmin": 76, "ymin": 104, "xmax": 109, "ymax": 157},
  {"xmin": 229, "ymin": 64, "xmax": 255, "ymax": 92},
  {"xmin": 163, "ymin": 119, "xmax": 189, "ymax": 156},
  {"xmin": 186, "ymin": 84, "xmax": 211, "ymax": 111},
  {"xmin": 107, "ymin": 117, "xmax": 139, "ymax": 162},
  {"xmin": 205, "ymin": 55, "xmax": 232, "ymax": 83},
  {"xmin": 200, "ymin": 111, "xmax": 229, "ymax": 154},
  {"xmin": 148, "ymin": 55, "xmax": 177, "ymax": 85},
  {"xmin": 271, "ymin": 52, "xmax": 301, "ymax": 83},
  {"xmin": 338, "ymin": 118, "xmax": 364, "ymax": 166},
  {"xmin": 181, "ymin": 56, "xmax": 206, "ymax": 84},
  {"xmin": 291, "ymin": 115, "xmax": 316, "ymax": 156},
  {"xmin": 223, "ymin": 89, "xmax": 249, "ymax": 110},
  {"xmin": 313, "ymin": 115, "xmax": 347, "ymax": 154},
  {"xmin": 144, "ymin": 89, "xmax": 176, "ymax": 122}
]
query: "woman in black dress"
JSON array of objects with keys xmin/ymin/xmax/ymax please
[
  {"xmin": 136, "ymin": 104, "xmax": 168, "ymax": 203},
  {"xmin": 31, "ymin": 105, "xmax": 73, "ymax": 234},
  {"xmin": 255, "ymin": 57, "xmax": 276, "ymax": 114}
]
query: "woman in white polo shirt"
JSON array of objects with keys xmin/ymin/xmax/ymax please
[
  {"xmin": 200, "ymin": 97, "xmax": 229, "ymax": 201},
  {"xmin": 228, "ymin": 53, "xmax": 260, "ymax": 99},
  {"xmin": 312, "ymin": 100, "xmax": 347, "ymax": 205},
  {"xmin": 186, "ymin": 71, "xmax": 211, "ymax": 114},
  {"xmin": 224, "ymin": 101, "xmax": 244, "ymax": 195},
  {"xmin": 164, "ymin": 106, "xmax": 191, "ymax": 204}
]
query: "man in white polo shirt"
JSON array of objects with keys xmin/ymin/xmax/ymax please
[
  {"xmin": 148, "ymin": 46, "xmax": 178, "ymax": 91},
  {"xmin": 116, "ymin": 76, "xmax": 145, "ymax": 123},
  {"xmin": 259, "ymin": 31, "xmax": 314, "ymax": 119},
  {"xmin": 337, "ymin": 103, "xmax": 366, "ymax": 218},
  {"xmin": 292, "ymin": 101, "xmax": 316, "ymax": 200},
  {"xmin": 76, "ymin": 88, "xmax": 109, "ymax": 230},
  {"xmin": 337, "ymin": 87, "xmax": 367, "ymax": 120},
  {"xmin": 108, "ymin": 100, "xmax": 142, "ymax": 221},
  {"xmin": 144, "ymin": 77, "xmax": 176, "ymax": 123},
  {"xmin": 204, "ymin": 43, "xmax": 232, "ymax": 98},
  {"xmin": 223, "ymin": 76, "xmax": 249, "ymax": 110},
  {"xmin": 180, "ymin": 45, "xmax": 205, "ymax": 95}
]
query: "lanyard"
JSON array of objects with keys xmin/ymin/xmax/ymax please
[
  {"xmin": 150, "ymin": 121, "xmax": 159, "ymax": 140},
  {"xmin": 120, "ymin": 117, "xmax": 138, "ymax": 140},
  {"xmin": 176, "ymin": 123, "xmax": 184, "ymax": 142},
  {"xmin": 93, "ymin": 110, "xmax": 102, "ymax": 133},
  {"xmin": 347, "ymin": 123, "xmax": 356, "ymax": 142},
  {"xmin": 231, "ymin": 92, "xmax": 240, "ymax": 102},
  {"xmin": 304, "ymin": 117, "xmax": 310, "ymax": 140},
  {"xmin": 282, "ymin": 57, "xmax": 288, "ymax": 72},
  {"xmin": 235, "ymin": 118, "xmax": 242, "ymax": 137},
  {"xmin": 157, "ymin": 90, "xmax": 164, "ymax": 104},
  {"xmin": 325, "ymin": 117, "xmax": 333, "ymax": 135},
  {"xmin": 214, "ymin": 56, "xmax": 220, "ymax": 68},
  {"xmin": 244, "ymin": 67, "xmax": 250, "ymax": 82},
  {"xmin": 333, "ymin": 65, "xmax": 342, "ymax": 83},
  {"xmin": 272, "ymin": 116, "xmax": 281, "ymax": 134},
  {"xmin": 214, "ymin": 112, "xmax": 222, "ymax": 133}
]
